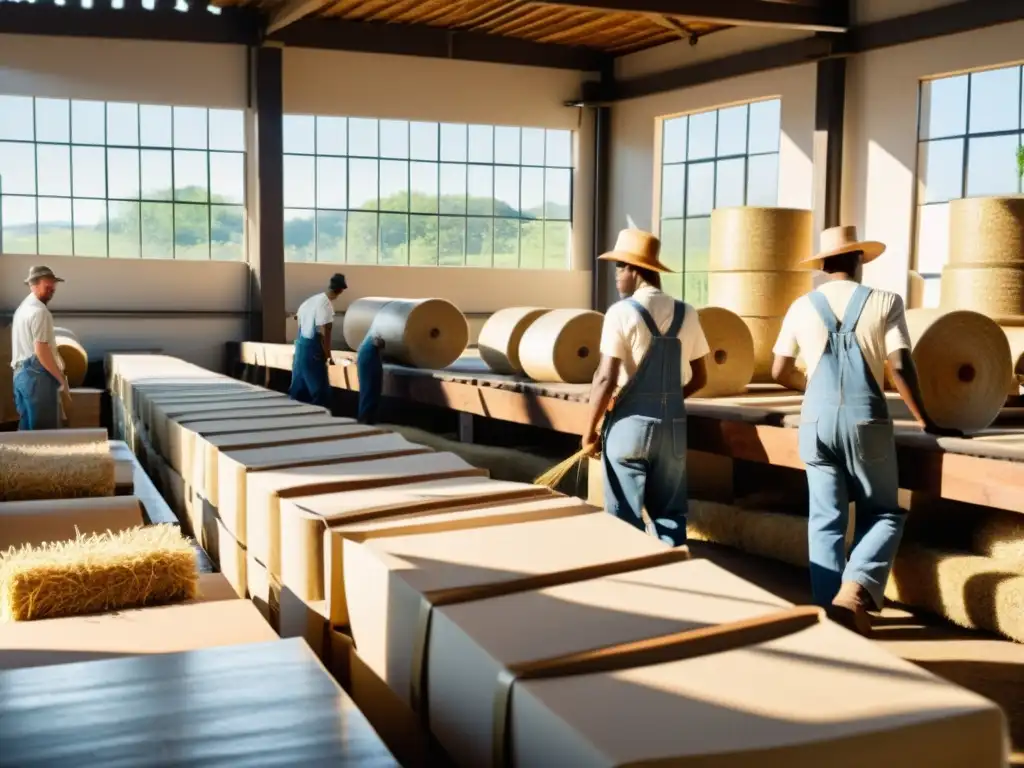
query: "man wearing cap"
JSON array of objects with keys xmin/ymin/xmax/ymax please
[
  {"xmin": 289, "ymin": 273, "xmax": 346, "ymax": 408},
  {"xmin": 582, "ymin": 229, "xmax": 710, "ymax": 547},
  {"xmin": 11, "ymin": 266, "xmax": 69, "ymax": 430},
  {"xmin": 772, "ymin": 225, "xmax": 958, "ymax": 636}
]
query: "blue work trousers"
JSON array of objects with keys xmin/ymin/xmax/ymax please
[
  {"xmin": 13, "ymin": 356, "xmax": 61, "ymax": 431},
  {"xmin": 289, "ymin": 336, "xmax": 332, "ymax": 409}
]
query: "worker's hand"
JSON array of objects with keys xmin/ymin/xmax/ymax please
[
  {"xmin": 326, "ymin": 357, "xmax": 335, "ymax": 366},
  {"xmin": 581, "ymin": 432, "xmax": 600, "ymax": 456}
]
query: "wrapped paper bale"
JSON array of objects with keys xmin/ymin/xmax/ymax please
[
  {"xmin": 478, "ymin": 307, "xmax": 550, "ymax": 376},
  {"xmin": 948, "ymin": 196, "xmax": 1024, "ymax": 267},
  {"xmin": 0, "ymin": 431, "xmax": 115, "ymax": 501},
  {"xmin": 940, "ymin": 264, "xmax": 1024, "ymax": 318},
  {"xmin": 706, "ymin": 270, "xmax": 812, "ymax": 317},
  {"xmin": 708, "ymin": 207, "xmax": 814, "ymax": 272},
  {"xmin": 53, "ymin": 326, "xmax": 78, "ymax": 342},
  {"xmin": 692, "ymin": 307, "xmax": 755, "ymax": 397},
  {"xmin": 343, "ymin": 297, "xmax": 468, "ymax": 369},
  {"xmin": 0, "ymin": 524, "xmax": 198, "ymax": 621},
  {"xmin": 0, "ymin": 497, "xmax": 144, "ymax": 551},
  {"xmin": 518, "ymin": 308, "xmax": 604, "ymax": 384},
  {"xmin": 905, "ymin": 308, "xmax": 1012, "ymax": 432}
]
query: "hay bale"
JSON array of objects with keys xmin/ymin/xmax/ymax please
[
  {"xmin": 0, "ymin": 440, "xmax": 115, "ymax": 501},
  {"xmin": 688, "ymin": 500, "xmax": 812, "ymax": 568},
  {"xmin": 0, "ymin": 525, "xmax": 198, "ymax": 621}
]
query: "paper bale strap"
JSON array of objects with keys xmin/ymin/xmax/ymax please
[
  {"xmin": 491, "ymin": 605, "xmax": 824, "ymax": 768},
  {"xmin": 707, "ymin": 270, "xmax": 812, "ymax": 318},
  {"xmin": 345, "ymin": 297, "xmax": 468, "ymax": 370},
  {"xmin": 57, "ymin": 334, "xmax": 89, "ymax": 388},
  {"xmin": 709, "ymin": 207, "xmax": 814, "ymax": 272},
  {"xmin": 407, "ymin": 547, "xmax": 693, "ymax": 726},
  {"xmin": 693, "ymin": 307, "xmax": 755, "ymax": 397},
  {"xmin": 948, "ymin": 196, "xmax": 1024, "ymax": 267},
  {"xmin": 940, "ymin": 264, "xmax": 1024, "ymax": 318},
  {"xmin": 518, "ymin": 309, "xmax": 604, "ymax": 384},
  {"xmin": 906, "ymin": 308, "xmax": 1012, "ymax": 433},
  {"xmin": 478, "ymin": 308, "xmax": 550, "ymax": 376}
]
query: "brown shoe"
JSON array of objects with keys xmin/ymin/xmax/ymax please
[{"xmin": 828, "ymin": 582, "xmax": 874, "ymax": 638}]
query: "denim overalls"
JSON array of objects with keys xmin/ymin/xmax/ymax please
[
  {"xmin": 288, "ymin": 333, "xmax": 331, "ymax": 409},
  {"xmin": 13, "ymin": 356, "xmax": 61, "ymax": 430},
  {"xmin": 356, "ymin": 335, "xmax": 383, "ymax": 425},
  {"xmin": 799, "ymin": 284, "xmax": 905, "ymax": 610},
  {"xmin": 601, "ymin": 299, "xmax": 688, "ymax": 547}
]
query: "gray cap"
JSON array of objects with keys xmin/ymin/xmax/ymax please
[{"xmin": 24, "ymin": 266, "xmax": 65, "ymax": 285}]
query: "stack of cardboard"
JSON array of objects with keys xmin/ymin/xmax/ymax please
[{"xmin": 66, "ymin": 387, "xmax": 102, "ymax": 428}]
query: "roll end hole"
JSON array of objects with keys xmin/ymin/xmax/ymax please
[
  {"xmin": 957, "ymin": 364, "xmax": 976, "ymax": 383},
  {"xmin": 429, "ymin": 328, "xmax": 440, "ymax": 339},
  {"xmin": 714, "ymin": 349, "xmax": 728, "ymax": 366},
  {"xmin": 577, "ymin": 347, "xmax": 590, "ymax": 359}
]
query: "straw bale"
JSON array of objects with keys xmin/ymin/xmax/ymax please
[
  {"xmin": 903, "ymin": 493, "xmax": 1024, "ymax": 563},
  {"xmin": 0, "ymin": 440, "xmax": 115, "ymax": 501},
  {"xmin": 0, "ymin": 525, "xmax": 198, "ymax": 621}
]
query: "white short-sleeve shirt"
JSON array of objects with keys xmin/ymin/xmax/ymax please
[
  {"xmin": 599, "ymin": 285, "xmax": 711, "ymax": 388},
  {"xmin": 772, "ymin": 279, "xmax": 911, "ymax": 390},
  {"xmin": 296, "ymin": 292, "xmax": 335, "ymax": 339},
  {"xmin": 11, "ymin": 294, "xmax": 59, "ymax": 369}
]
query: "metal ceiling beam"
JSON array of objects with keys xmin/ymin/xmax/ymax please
[
  {"xmin": 532, "ymin": 0, "xmax": 848, "ymax": 32},
  {"xmin": 265, "ymin": 0, "xmax": 326, "ymax": 35},
  {"xmin": 843, "ymin": 0, "xmax": 1024, "ymax": 53}
]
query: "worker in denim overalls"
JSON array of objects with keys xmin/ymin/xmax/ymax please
[
  {"xmin": 583, "ymin": 229, "xmax": 710, "ymax": 548},
  {"xmin": 289, "ymin": 273, "xmax": 346, "ymax": 409},
  {"xmin": 11, "ymin": 266, "xmax": 69, "ymax": 431},
  {"xmin": 772, "ymin": 226, "xmax": 959, "ymax": 635},
  {"xmin": 356, "ymin": 333, "xmax": 384, "ymax": 424}
]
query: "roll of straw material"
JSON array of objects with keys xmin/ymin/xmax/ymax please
[
  {"xmin": 707, "ymin": 270, "xmax": 812, "ymax": 317},
  {"xmin": 905, "ymin": 308, "xmax": 1012, "ymax": 433},
  {"xmin": 948, "ymin": 196, "xmax": 1024, "ymax": 267},
  {"xmin": 1004, "ymin": 326, "xmax": 1024, "ymax": 379},
  {"xmin": 907, "ymin": 271, "xmax": 925, "ymax": 310},
  {"xmin": 367, "ymin": 298, "xmax": 468, "ymax": 370},
  {"xmin": 693, "ymin": 307, "xmax": 755, "ymax": 397},
  {"xmin": 709, "ymin": 207, "xmax": 814, "ymax": 272},
  {"xmin": 740, "ymin": 316, "xmax": 784, "ymax": 383},
  {"xmin": 519, "ymin": 309, "xmax": 604, "ymax": 384},
  {"xmin": 342, "ymin": 297, "xmax": 393, "ymax": 352},
  {"xmin": 940, "ymin": 264, "xmax": 1024, "ymax": 317},
  {"xmin": 478, "ymin": 307, "xmax": 550, "ymax": 376},
  {"xmin": 57, "ymin": 334, "xmax": 88, "ymax": 388}
]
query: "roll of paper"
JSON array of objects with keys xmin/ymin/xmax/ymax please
[
  {"xmin": 519, "ymin": 309, "xmax": 604, "ymax": 384},
  {"xmin": 707, "ymin": 270, "xmax": 812, "ymax": 317},
  {"xmin": 478, "ymin": 307, "xmax": 550, "ymax": 376},
  {"xmin": 693, "ymin": 307, "xmax": 755, "ymax": 397},
  {"xmin": 709, "ymin": 207, "xmax": 814, "ymax": 272}
]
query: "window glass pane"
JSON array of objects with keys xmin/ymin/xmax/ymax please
[
  {"xmin": 315, "ymin": 209, "xmax": 346, "ymax": 263},
  {"xmin": 520, "ymin": 220, "xmax": 543, "ymax": 268},
  {"xmin": 439, "ymin": 216, "xmax": 466, "ymax": 266},
  {"xmin": 715, "ymin": 158, "xmax": 745, "ymax": 208},
  {"xmin": 211, "ymin": 205, "xmax": 244, "ymax": 261},
  {"xmin": 72, "ymin": 100, "xmax": 105, "ymax": 145},
  {"xmin": 283, "ymin": 115, "xmax": 315, "ymax": 155},
  {"xmin": 172, "ymin": 107, "xmax": 207, "ymax": 150},
  {"xmin": 410, "ymin": 215, "xmax": 439, "ymax": 265},
  {"xmin": 915, "ymin": 203, "xmax": 949, "ymax": 276},
  {"xmin": 284, "ymin": 155, "xmax": 315, "ymax": 208},
  {"xmin": 684, "ymin": 217, "xmax": 711, "ymax": 272},
  {"xmin": 108, "ymin": 149, "xmax": 141, "ymax": 200},
  {"xmin": 687, "ymin": 111, "xmax": 716, "ymax": 160},
  {"xmin": 379, "ymin": 212, "xmax": 408, "ymax": 265},
  {"xmin": 918, "ymin": 138, "xmax": 963, "ymax": 203},
  {"xmin": 173, "ymin": 150, "xmax": 208, "ymax": 203},
  {"xmin": 660, "ymin": 163, "xmax": 685, "ymax": 219},
  {"xmin": 109, "ymin": 201, "xmax": 140, "ymax": 258},
  {"xmin": 349, "ymin": 158, "xmax": 379, "ymax": 210},
  {"xmin": 520, "ymin": 167, "xmax": 544, "ymax": 218},
  {"xmin": 175, "ymin": 202, "xmax": 210, "ymax": 259},
  {"xmin": 494, "ymin": 166, "xmax": 520, "ymax": 216},
  {"xmin": 494, "ymin": 126, "xmax": 520, "ymax": 165},
  {"xmin": 209, "ymin": 109, "xmax": 244, "ymax": 152},
  {"xmin": 379, "ymin": 120, "xmax": 409, "ymax": 159},
  {"xmin": 469, "ymin": 125, "xmax": 494, "ymax": 163},
  {"xmin": 0, "ymin": 96, "xmax": 34, "ymax": 141},
  {"xmin": 659, "ymin": 218, "xmax": 684, "ymax": 272},
  {"xmin": 379, "ymin": 160, "xmax": 409, "ymax": 212},
  {"xmin": 141, "ymin": 201, "xmax": 173, "ymax": 259},
  {"xmin": 662, "ymin": 272, "xmax": 683, "ymax": 301},
  {"xmin": 106, "ymin": 102, "xmax": 139, "ymax": 147},
  {"xmin": 544, "ymin": 220, "xmax": 570, "ymax": 270},
  {"xmin": 440, "ymin": 123, "xmax": 467, "ymax": 162},
  {"xmin": 347, "ymin": 211, "xmax": 378, "ymax": 263},
  {"xmin": 717, "ymin": 105, "xmax": 747, "ymax": 157},
  {"xmin": 439, "ymin": 164, "xmax": 466, "ymax": 215},
  {"xmin": 141, "ymin": 149, "xmax": 173, "ymax": 200},
  {"xmin": 521, "ymin": 128, "xmax": 545, "ymax": 166},
  {"xmin": 685, "ymin": 162, "xmax": 714, "ymax": 217},
  {"xmin": 969, "ymin": 66, "xmax": 1020, "ymax": 134},
  {"xmin": 74, "ymin": 199, "xmax": 108, "ymax": 257},
  {"xmin": 284, "ymin": 208, "xmax": 315, "ymax": 262},
  {"xmin": 316, "ymin": 117, "xmax": 347, "ymax": 156},
  {"xmin": 684, "ymin": 271, "xmax": 709, "ymax": 307},
  {"xmin": 920, "ymin": 75, "xmax": 967, "ymax": 140},
  {"xmin": 38, "ymin": 197, "xmax": 73, "ymax": 256},
  {"xmin": 545, "ymin": 130, "xmax": 572, "ymax": 167},
  {"xmin": 468, "ymin": 165, "xmax": 493, "ymax": 216},
  {"xmin": 410, "ymin": 122, "xmax": 438, "ymax": 161},
  {"xmin": 410, "ymin": 162, "xmax": 438, "ymax": 214},
  {"xmin": 494, "ymin": 218, "xmax": 519, "ymax": 268},
  {"xmin": 349, "ymin": 118, "xmax": 378, "ymax": 157},
  {"xmin": 544, "ymin": 168, "xmax": 571, "ymax": 219},
  {"xmin": 467, "ymin": 217, "xmax": 493, "ymax": 268},
  {"xmin": 0, "ymin": 141, "xmax": 37, "ymax": 194},
  {"xmin": 73, "ymin": 146, "xmax": 106, "ymax": 198},
  {"xmin": 37, "ymin": 99, "xmax": 71, "ymax": 143},
  {"xmin": 746, "ymin": 153, "xmax": 779, "ymax": 206},
  {"xmin": 966, "ymin": 134, "xmax": 1020, "ymax": 196},
  {"xmin": 140, "ymin": 105, "xmax": 172, "ymax": 148},
  {"xmin": 210, "ymin": 151, "xmax": 245, "ymax": 205},
  {"xmin": 316, "ymin": 157, "xmax": 347, "ymax": 209},
  {"xmin": 662, "ymin": 116, "xmax": 687, "ymax": 165},
  {"xmin": 2, "ymin": 195, "xmax": 38, "ymax": 253},
  {"xmin": 748, "ymin": 99, "xmax": 781, "ymax": 154},
  {"xmin": 37, "ymin": 145, "xmax": 71, "ymax": 197},
  {"xmin": 922, "ymin": 277, "xmax": 941, "ymax": 309}
]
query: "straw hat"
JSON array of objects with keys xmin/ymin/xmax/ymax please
[
  {"xmin": 598, "ymin": 228, "xmax": 674, "ymax": 273},
  {"xmin": 803, "ymin": 225, "xmax": 886, "ymax": 268}
]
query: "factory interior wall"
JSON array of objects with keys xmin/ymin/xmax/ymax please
[{"xmin": 841, "ymin": 19, "xmax": 1024, "ymax": 297}]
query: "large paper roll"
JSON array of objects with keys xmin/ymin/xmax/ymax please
[
  {"xmin": 940, "ymin": 264, "xmax": 1024, "ymax": 318},
  {"xmin": 1003, "ymin": 326, "xmax": 1024, "ymax": 387},
  {"xmin": 341, "ymin": 297, "xmax": 395, "ymax": 352},
  {"xmin": 948, "ymin": 196, "xmax": 1024, "ymax": 266},
  {"xmin": 56, "ymin": 334, "xmax": 89, "ymax": 388},
  {"xmin": 740, "ymin": 316, "xmax": 784, "ymax": 383},
  {"xmin": 709, "ymin": 207, "xmax": 814, "ymax": 272},
  {"xmin": 906, "ymin": 308, "xmax": 1012, "ymax": 432},
  {"xmin": 357, "ymin": 298, "xmax": 469, "ymax": 370},
  {"xmin": 477, "ymin": 307, "xmax": 550, "ymax": 376},
  {"xmin": 519, "ymin": 309, "xmax": 604, "ymax": 384},
  {"xmin": 707, "ymin": 270, "xmax": 812, "ymax": 317},
  {"xmin": 693, "ymin": 307, "xmax": 755, "ymax": 397},
  {"xmin": 53, "ymin": 327, "xmax": 78, "ymax": 342}
]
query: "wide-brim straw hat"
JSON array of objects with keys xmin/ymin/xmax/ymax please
[
  {"xmin": 24, "ymin": 265, "xmax": 65, "ymax": 284},
  {"xmin": 598, "ymin": 228, "xmax": 675, "ymax": 273},
  {"xmin": 802, "ymin": 225, "xmax": 886, "ymax": 269}
]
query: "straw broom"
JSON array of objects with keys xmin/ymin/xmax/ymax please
[{"xmin": 534, "ymin": 396, "xmax": 614, "ymax": 489}]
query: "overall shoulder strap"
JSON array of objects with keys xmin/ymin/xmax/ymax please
[
  {"xmin": 806, "ymin": 291, "xmax": 841, "ymax": 333},
  {"xmin": 625, "ymin": 299, "xmax": 662, "ymax": 337},
  {"xmin": 839, "ymin": 284, "xmax": 873, "ymax": 333},
  {"xmin": 667, "ymin": 300, "xmax": 687, "ymax": 338}
]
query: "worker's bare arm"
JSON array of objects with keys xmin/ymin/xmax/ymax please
[
  {"xmin": 771, "ymin": 355, "xmax": 807, "ymax": 392},
  {"xmin": 320, "ymin": 322, "xmax": 334, "ymax": 364},
  {"xmin": 683, "ymin": 355, "xmax": 708, "ymax": 399},
  {"xmin": 887, "ymin": 349, "xmax": 962, "ymax": 437},
  {"xmin": 33, "ymin": 341, "xmax": 68, "ymax": 391},
  {"xmin": 582, "ymin": 355, "xmax": 621, "ymax": 451}
]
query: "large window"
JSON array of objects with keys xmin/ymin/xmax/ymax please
[
  {"xmin": 282, "ymin": 116, "xmax": 573, "ymax": 269},
  {"xmin": 916, "ymin": 64, "xmax": 1024, "ymax": 305},
  {"xmin": 658, "ymin": 98, "xmax": 782, "ymax": 304},
  {"xmin": 0, "ymin": 96, "xmax": 246, "ymax": 260}
]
